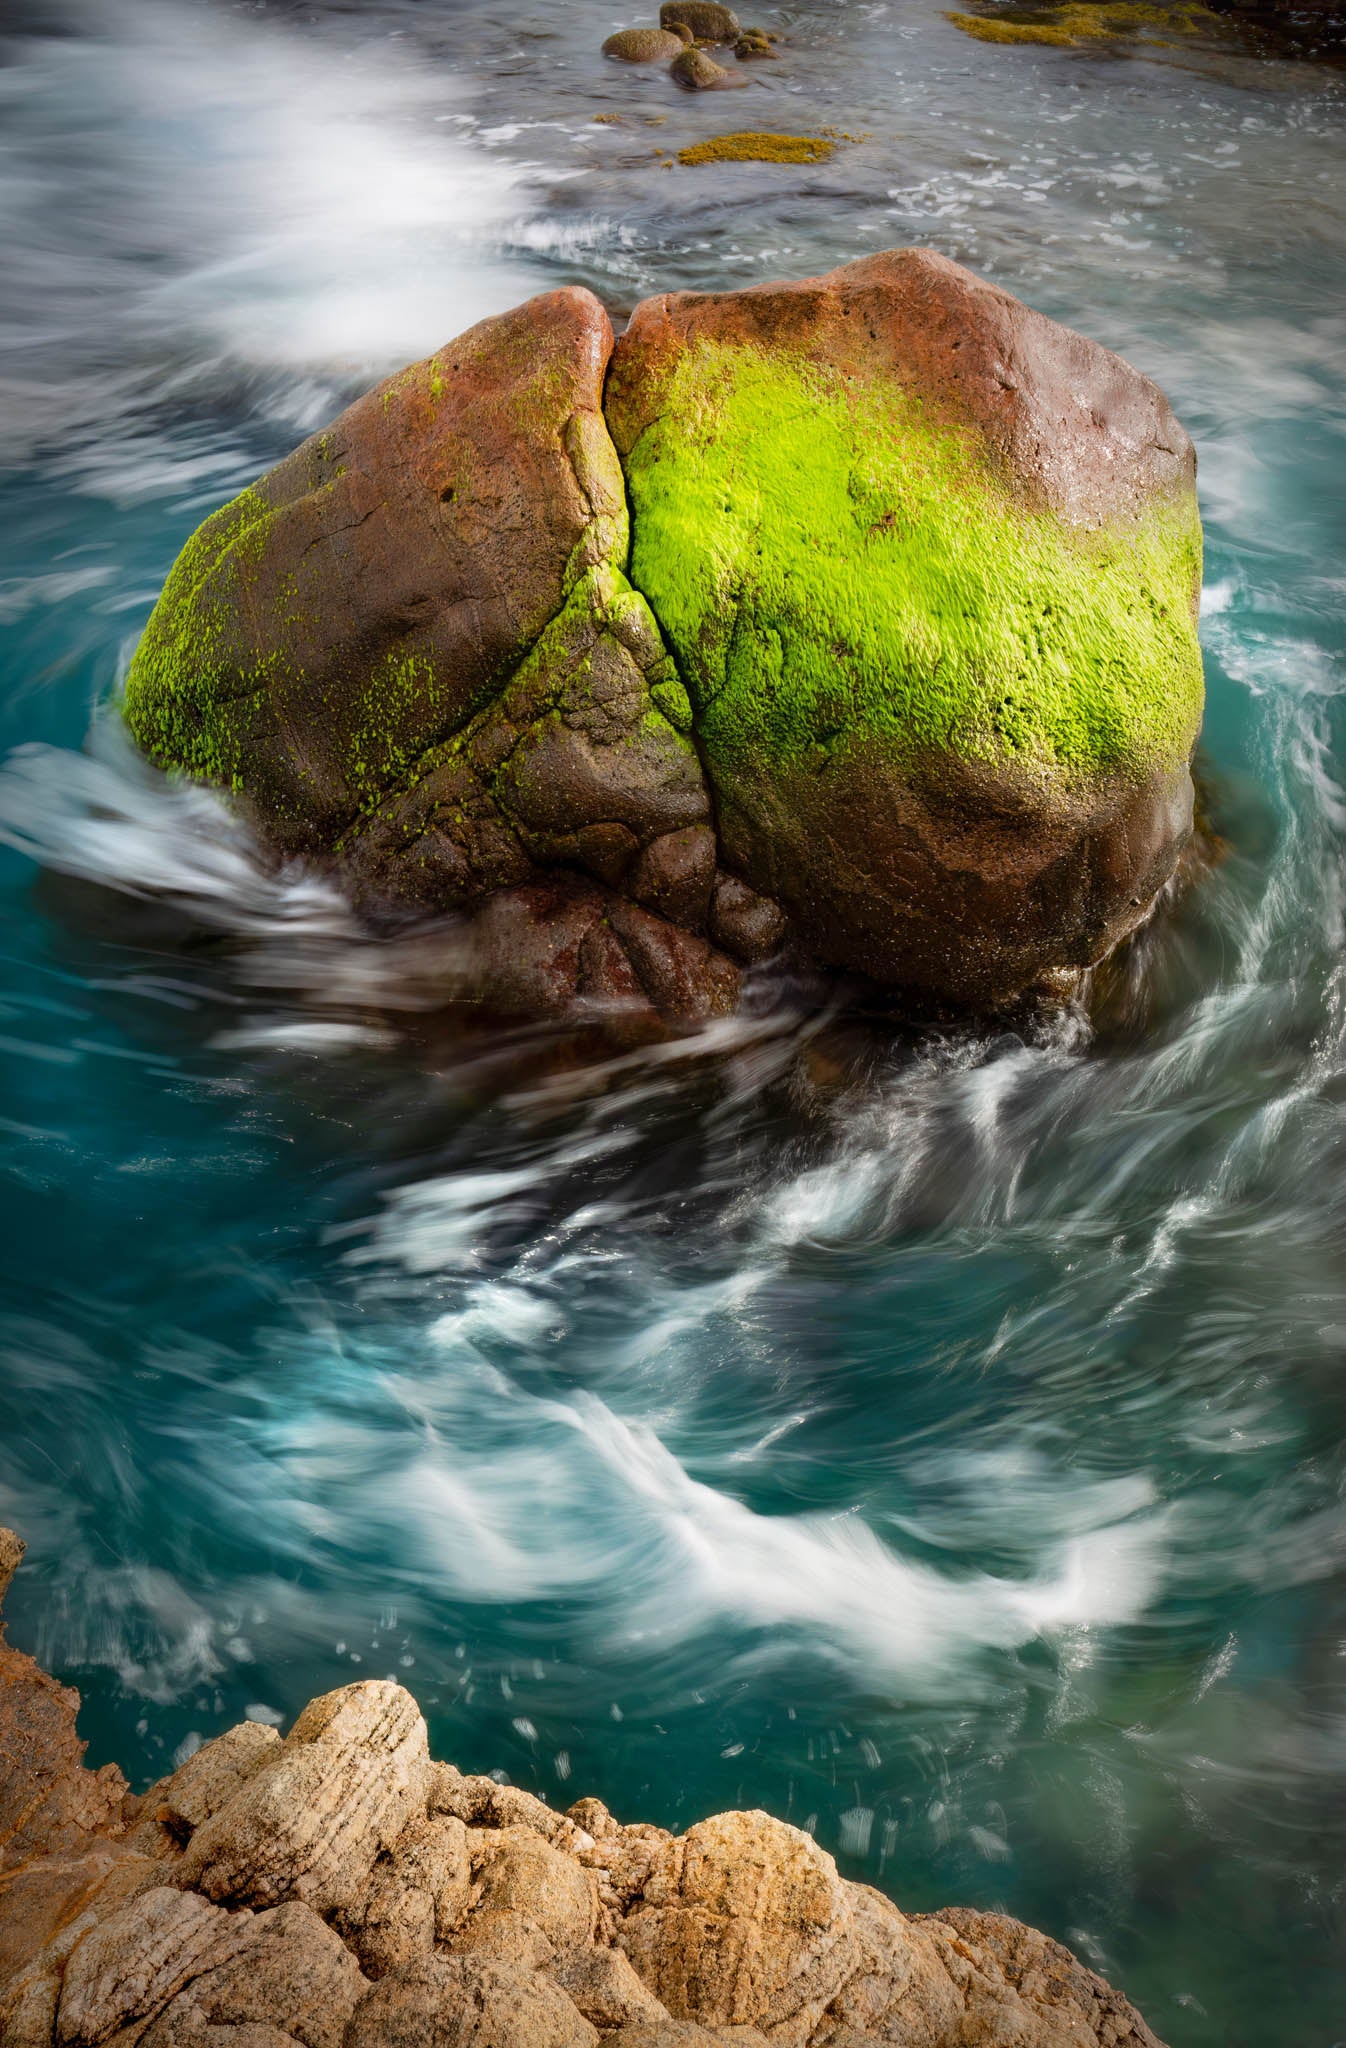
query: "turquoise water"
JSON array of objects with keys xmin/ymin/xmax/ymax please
[{"xmin": 0, "ymin": 2, "xmax": 1344, "ymax": 2041}]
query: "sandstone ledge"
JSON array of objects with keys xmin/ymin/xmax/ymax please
[{"xmin": 0, "ymin": 1529, "xmax": 1166, "ymax": 2046}]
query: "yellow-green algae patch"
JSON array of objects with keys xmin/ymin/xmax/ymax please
[
  {"xmin": 946, "ymin": 3, "xmax": 1216, "ymax": 46},
  {"xmin": 122, "ymin": 484, "xmax": 278, "ymax": 793},
  {"xmin": 620, "ymin": 340, "xmax": 1202, "ymax": 787},
  {"xmin": 676, "ymin": 132, "xmax": 837, "ymax": 166}
]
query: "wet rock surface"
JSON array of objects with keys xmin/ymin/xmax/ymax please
[
  {"xmin": 123, "ymin": 250, "xmax": 1204, "ymax": 1029},
  {"xmin": 0, "ymin": 1532, "xmax": 1168, "ymax": 2047},
  {"xmin": 670, "ymin": 46, "xmax": 752, "ymax": 86},
  {"xmin": 602, "ymin": 28, "xmax": 691, "ymax": 62},
  {"xmin": 660, "ymin": 2, "xmax": 742, "ymax": 40}
]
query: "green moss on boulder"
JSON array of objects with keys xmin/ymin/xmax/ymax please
[
  {"xmin": 605, "ymin": 249, "xmax": 1204, "ymax": 1004},
  {"xmin": 617, "ymin": 339, "xmax": 1202, "ymax": 783}
]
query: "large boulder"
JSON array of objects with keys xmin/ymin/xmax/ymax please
[
  {"xmin": 604, "ymin": 248, "xmax": 1203, "ymax": 1008},
  {"xmin": 122, "ymin": 252, "xmax": 1204, "ymax": 1023}
]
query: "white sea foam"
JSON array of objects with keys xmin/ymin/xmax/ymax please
[
  {"xmin": 0, "ymin": 722, "xmax": 354, "ymax": 941},
  {"xmin": 183, "ymin": 1342, "xmax": 1170, "ymax": 1694},
  {"xmin": 0, "ymin": 0, "xmax": 560, "ymax": 469}
]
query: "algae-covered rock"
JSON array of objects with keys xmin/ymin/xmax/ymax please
[
  {"xmin": 675, "ymin": 131, "xmax": 835, "ymax": 165},
  {"xmin": 604, "ymin": 248, "xmax": 1204, "ymax": 1008},
  {"xmin": 122, "ymin": 250, "xmax": 1203, "ymax": 1024},
  {"xmin": 121, "ymin": 288, "xmax": 745, "ymax": 1033}
]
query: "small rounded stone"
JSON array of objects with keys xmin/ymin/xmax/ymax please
[
  {"xmin": 602, "ymin": 27, "xmax": 689, "ymax": 62},
  {"xmin": 660, "ymin": 1, "xmax": 741, "ymax": 42},
  {"xmin": 671, "ymin": 45, "xmax": 750, "ymax": 87}
]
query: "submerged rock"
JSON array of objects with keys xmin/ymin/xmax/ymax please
[
  {"xmin": 733, "ymin": 30, "xmax": 779, "ymax": 56},
  {"xmin": 0, "ymin": 1529, "xmax": 1169, "ymax": 2046},
  {"xmin": 123, "ymin": 249, "xmax": 1203, "ymax": 1027}
]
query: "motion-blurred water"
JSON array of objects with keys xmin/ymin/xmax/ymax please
[{"xmin": 0, "ymin": 3, "xmax": 1343, "ymax": 2041}]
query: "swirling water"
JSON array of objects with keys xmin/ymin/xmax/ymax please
[{"xmin": 0, "ymin": 1, "xmax": 1344, "ymax": 2039}]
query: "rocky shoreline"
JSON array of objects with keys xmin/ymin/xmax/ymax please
[{"xmin": 0, "ymin": 1528, "xmax": 1166, "ymax": 2046}]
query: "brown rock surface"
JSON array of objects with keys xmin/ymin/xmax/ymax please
[
  {"xmin": 671, "ymin": 46, "xmax": 751, "ymax": 87},
  {"xmin": 138, "ymin": 1901, "xmax": 366, "ymax": 2048},
  {"xmin": 54, "ymin": 1886, "xmax": 257, "ymax": 2043},
  {"xmin": 342, "ymin": 1953, "xmax": 598, "ymax": 2046},
  {"xmin": 0, "ymin": 1533, "xmax": 136, "ymax": 1982},
  {"xmin": 122, "ymin": 288, "xmax": 749, "ymax": 1035},
  {"xmin": 172, "ymin": 1681, "xmax": 429, "ymax": 1915},
  {"xmin": 341, "ymin": 564, "xmax": 710, "ymax": 922},
  {"xmin": 603, "ymin": 29, "xmax": 690, "ymax": 60},
  {"xmin": 126, "ymin": 287, "xmax": 627, "ymax": 854},
  {"xmin": 661, "ymin": 1, "xmax": 742, "ymax": 39},
  {"xmin": 0, "ymin": 1532, "xmax": 1171, "ymax": 2048},
  {"xmin": 123, "ymin": 250, "xmax": 1203, "ymax": 1027}
]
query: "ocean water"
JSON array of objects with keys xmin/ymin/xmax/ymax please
[{"xmin": 0, "ymin": 1, "xmax": 1344, "ymax": 2041}]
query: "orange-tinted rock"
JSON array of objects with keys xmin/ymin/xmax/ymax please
[
  {"xmin": 0, "ymin": 1530, "xmax": 133, "ymax": 1978},
  {"xmin": 0, "ymin": 1533, "xmax": 1169, "ymax": 2048}
]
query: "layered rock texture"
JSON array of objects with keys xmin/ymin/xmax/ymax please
[
  {"xmin": 123, "ymin": 250, "xmax": 1204, "ymax": 1025},
  {"xmin": 0, "ymin": 1530, "xmax": 1167, "ymax": 2046}
]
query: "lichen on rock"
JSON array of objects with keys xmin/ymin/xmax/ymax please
[{"xmin": 946, "ymin": 2, "xmax": 1219, "ymax": 46}]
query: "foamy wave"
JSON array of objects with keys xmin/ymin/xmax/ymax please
[
  {"xmin": 121, "ymin": 1316, "xmax": 1169, "ymax": 1695},
  {"xmin": 0, "ymin": 722, "xmax": 353, "ymax": 939},
  {"xmin": 0, "ymin": 0, "xmax": 569, "ymax": 467}
]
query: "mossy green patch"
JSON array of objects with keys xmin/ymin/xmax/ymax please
[
  {"xmin": 676, "ymin": 132, "xmax": 837, "ymax": 166},
  {"xmin": 620, "ymin": 340, "xmax": 1202, "ymax": 786},
  {"xmin": 122, "ymin": 484, "xmax": 277, "ymax": 791},
  {"xmin": 946, "ymin": 2, "xmax": 1217, "ymax": 46},
  {"xmin": 343, "ymin": 649, "xmax": 443, "ymax": 809}
]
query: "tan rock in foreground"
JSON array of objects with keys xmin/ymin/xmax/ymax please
[{"xmin": 0, "ymin": 1530, "xmax": 1166, "ymax": 2046}]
